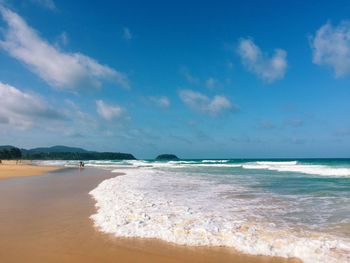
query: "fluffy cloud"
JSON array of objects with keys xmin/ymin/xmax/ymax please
[
  {"xmin": 0, "ymin": 82, "xmax": 64, "ymax": 129},
  {"xmin": 179, "ymin": 89, "xmax": 235, "ymax": 116},
  {"xmin": 149, "ymin": 96, "xmax": 170, "ymax": 108},
  {"xmin": 0, "ymin": 6, "xmax": 129, "ymax": 91},
  {"xmin": 96, "ymin": 100, "xmax": 125, "ymax": 120},
  {"xmin": 311, "ymin": 21, "xmax": 350, "ymax": 77},
  {"xmin": 237, "ymin": 38, "xmax": 287, "ymax": 83}
]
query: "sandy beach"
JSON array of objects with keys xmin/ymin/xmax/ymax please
[
  {"xmin": 0, "ymin": 166, "xmax": 301, "ymax": 263},
  {"xmin": 0, "ymin": 160, "xmax": 60, "ymax": 180},
  {"xmin": 0, "ymin": 0, "xmax": 349, "ymax": 262}
]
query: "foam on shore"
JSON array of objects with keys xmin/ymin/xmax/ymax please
[
  {"xmin": 241, "ymin": 161, "xmax": 350, "ymax": 177},
  {"xmin": 89, "ymin": 168, "xmax": 350, "ymax": 263},
  {"xmin": 36, "ymin": 159, "xmax": 350, "ymax": 177}
]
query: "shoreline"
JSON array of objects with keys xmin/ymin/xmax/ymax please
[
  {"xmin": 0, "ymin": 160, "xmax": 61, "ymax": 180},
  {"xmin": 0, "ymin": 166, "xmax": 301, "ymax": 263}
]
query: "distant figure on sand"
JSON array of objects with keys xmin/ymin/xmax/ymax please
[
  {"xmin": 0, "ymin": 160, "xmax": 2, "ymax": 164},
  {"xmin": 79, "ymin": 161, "xmax": 85, "ymax": 168}
]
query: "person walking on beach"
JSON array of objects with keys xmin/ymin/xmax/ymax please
[{"xmin": 79, "ymin": 161, "xmax": 84, "ymax": 168}]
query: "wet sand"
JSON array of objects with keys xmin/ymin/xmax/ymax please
[
  {"xmin": 0, "ymin": 160, "xmax": 60, "ymax": 180},
  {"xmin": 0, "ymin": 168, "xmax": 301, "ymax": 263}
]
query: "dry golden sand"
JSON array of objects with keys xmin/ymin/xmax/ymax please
[
  {"xmin": 0, "ymin": 160, "xmax": 60, "ymax": 179},
  {"xmin": 0, "ymin": 167, "xmax": 302, "ymax": 263}
]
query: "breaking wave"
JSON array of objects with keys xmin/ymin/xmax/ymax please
[{"xmin": 90, "ymin": 168, "xmax": 350, "ymax": 263}]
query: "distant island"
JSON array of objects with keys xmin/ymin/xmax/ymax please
[
  {"xmin": 155, "ymin": 154, "xmax": 180, "ymax": 161},
  {"xmin": 0, "ymin": 145, "xmax": 136, "ymax": 160}
]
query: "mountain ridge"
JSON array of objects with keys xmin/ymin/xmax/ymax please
[{"xmin": 0, "ymin": 145, "xmax": 136, "ymax": 160}]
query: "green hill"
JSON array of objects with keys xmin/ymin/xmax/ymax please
[
  {"xmin": 0, "ymin": 145, "xmax": 135, "ymax": 160},
  {"xmin": 27, "ymin": 145, "xmax": 88, "ymax": 153},
  {"xmin": 155, "ymin": 154, "xmax": 180, "ymax": 161},
  {"xmin": 0, "ymin": 146, "xmax": 22, "ymax": 159}
]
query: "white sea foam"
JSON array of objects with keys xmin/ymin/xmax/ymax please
[
  {"xmin": 202, "ymin": 160, "xmax": 230, "ymax": 163},
  {"xmin": 36, "ymin": 159, "xmax": 350, "ymax": 178},
  {"xmin": 144, "ymin": 160, "xmax": 350, "ymax": 177},
  {"xmin": 89, "ymin": 168, "xmax": 350, "ymax": 263},
  {"xmin": 188, "ymin": 163, "xmax": 242, "ymax": 168},
  {"xmin": 168, "ymin": 160, "xmax": 198, "ymax": 164},
  {"xmin": 242, "ymin": 161, "xmax": 350, "ymax": 177},
  {"xmin": 34, "ymin": 160, "xmax": 78, "ymax": 167}
]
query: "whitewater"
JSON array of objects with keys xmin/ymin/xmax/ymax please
[{"xmin": 43, "ymin": 159, "xmax": 350, "ymax": 262}]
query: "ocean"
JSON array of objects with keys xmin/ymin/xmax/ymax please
[{"xmin": 44, "ymin": 159, "xmax": 350, "ymax": 263}]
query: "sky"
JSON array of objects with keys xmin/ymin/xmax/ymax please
[{"xmin": 0, "ymin": 0, "xmax": 350, "ymax": 159}]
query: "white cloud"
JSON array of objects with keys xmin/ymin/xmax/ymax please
[
  {"xmin": 311, "ymin": 21, "xmax": 350, "ymax": 77},
  {"xmin": 0, "ymin": 82, "xmax": 64, "ymax": 129},
  {"xmin": 0, "ymin": 6, "xmax": 129, "ymax": 91},
  {"xmin": 237, "ymin": 38, "xmax": 287, "ymax": 83},
  {"xmin": 149, "ymin": 96, "xmax": 170, "ymax": 108},
  {"xmin": 205, "ymin": 77, "xmax": 217, "ymax": 89},
  {"xmin": 179, "ymin": 89, "xmax": 235, "ymax": 116},
  {"xmin": 96, "ymin": 100, "xmax": 125, "ymax": 120},
  {"xmin": 31, "ymin": 0, "xmax": 56, "ymax": 11},
  {"xmin": 122, "ymin": 27, "xmax": 132, "ymax": 40}
]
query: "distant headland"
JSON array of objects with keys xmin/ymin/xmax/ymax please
[
  {"xmin": 0, "ymin": 145, "xmax": 184, "ymax": 161},
  {"xmin": 155, "ymin": 154, "xmax": 180, "ymax": 161},
  {"xmin": 0, "ymin": 145, "xmax": 136, "ymax": 160}
]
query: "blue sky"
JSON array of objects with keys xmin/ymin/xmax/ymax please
[{"xmin": 0, "ymin": 0, "xmax": 350, "ymax": 158}]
